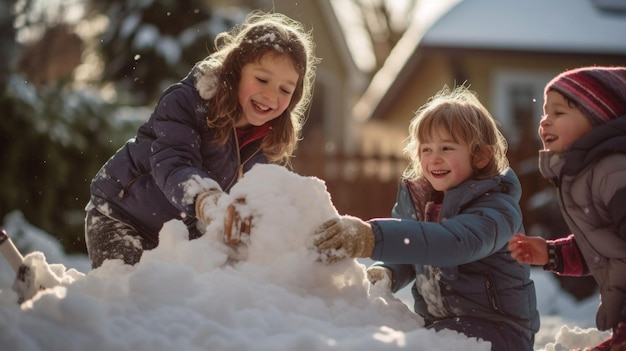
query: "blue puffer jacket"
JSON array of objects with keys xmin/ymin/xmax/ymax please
[
  {"xmin": 369, "ymin": 168, "xmax": 540, "ymax": 338},
  {"xmin": 89, "ymin": 65, "xmax": 268, "ymax": 246}
]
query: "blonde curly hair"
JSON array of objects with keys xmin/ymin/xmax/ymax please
[{"xmin": 403, "ymin": 85, "xmax": 509, "ymax": 181}]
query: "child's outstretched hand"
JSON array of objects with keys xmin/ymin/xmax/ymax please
[
  {"xmin": 507, "ymin": 233, "xmax": 548, "ymax": 266},
  {"xmin": 312, "ymin": 215, "xmax": 375, "ymax": 264}
]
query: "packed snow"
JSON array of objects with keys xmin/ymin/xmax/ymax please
[{"xmin": 0, "ymin": 164, "xmax": 610, "ymax": 350}]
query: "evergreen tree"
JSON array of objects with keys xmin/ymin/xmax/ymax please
[
  {"xmin": 1, "ymin": 0, "xmax": 238, "ymax": 254},
  {"xmin": 86, "ymin": 0, "xmax": 239, "ymax": 105}
]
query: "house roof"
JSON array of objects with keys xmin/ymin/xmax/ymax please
[
  {"xmin": 352, "ymin": 0, "xmax": 460, "ymax": 122},
  {"xmin": 422, "ymin": 0, "xmax": 626, "ymax": 54},
  {"xmin": 353, "ymin": 0, "xmax": 626, "ymax": 122}
]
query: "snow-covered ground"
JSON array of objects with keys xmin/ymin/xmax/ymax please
[{"xmin": 0, "ymin": 164, "xmax": 609, "ymax": 350}]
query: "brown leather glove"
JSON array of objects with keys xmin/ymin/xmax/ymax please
[
  {"xmin": 313, "ymin": 215, "xmax": 375, "ymax": 264},
  {"xmin": 223, "ymin": 197, "xmax": 251, "ymax": 245},
  {"xmin": 196, "ymin": 190, "xmax": 251, "ymax": 245}
]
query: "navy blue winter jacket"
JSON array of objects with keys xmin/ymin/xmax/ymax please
[
  {"xmin": 89, "ymin": 66, "xmax": 268, "ymax": 247},
  {"xmin": 369, "ymin": 168, "xmax": 540, "ymax": 338}
]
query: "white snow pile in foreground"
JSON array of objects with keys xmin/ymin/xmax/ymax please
[{"xmin": 0, "ymin": 164, "xmax": 491, "ymax": 351}]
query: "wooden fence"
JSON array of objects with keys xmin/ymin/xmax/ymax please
[{"xmin": 291, "ymin": 149, "xmax": 408, "ymax": 220}]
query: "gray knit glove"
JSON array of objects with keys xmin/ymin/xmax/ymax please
[{"xmin": 366, "ymin": 266, "xmax": 392, "ymax": 290}]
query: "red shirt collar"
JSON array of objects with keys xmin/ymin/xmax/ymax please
[{"xmin": 236, "ymin": 123, "xmax": 272, "ymax": 149}]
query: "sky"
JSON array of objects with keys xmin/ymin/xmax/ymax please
[{"xmin": 0, "ymin": 164, "xmax": 611, "ymax": 351}]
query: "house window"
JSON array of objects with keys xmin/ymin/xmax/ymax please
[{"xmin": 490, "ymin": 69, "xmax": 556, "ymax": 148}]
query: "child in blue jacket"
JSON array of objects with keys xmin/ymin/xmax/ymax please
[
  {"xmin": 85, "ymin": 11, "xmax": 318, "ymax": 269},
  {"xmin": 312, "ymin": 86, "xmax": 539, "ymax": 351}
]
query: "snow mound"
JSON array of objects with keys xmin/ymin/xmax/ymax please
[{"xmin": 0, "ymin": 164, "xmax": 490, "ymax": 351}]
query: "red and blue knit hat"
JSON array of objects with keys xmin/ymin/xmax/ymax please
[{"xmin": 545, "ymin": 66, "xmax": 626, "ymax": 126}]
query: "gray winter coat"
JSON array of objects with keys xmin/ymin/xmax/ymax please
[
  {"xmin": 539, "ymin": 116, "xmax": 626, "ymax": 331},
  {"xmin": 369, "ymin": 168, "xmax": 540, "ymax": 338}
]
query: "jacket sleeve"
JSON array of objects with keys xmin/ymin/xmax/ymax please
[
  {"xmin": 149, "ymin": 86, "xmax": 218, "ymax": 215},
  {"xmin": 369, "ymin": 195, "xmax": 521, "ymax": 266},
  {"xmin": 595, "ymin": 154, "xmax": 626, "ymax": 249}
]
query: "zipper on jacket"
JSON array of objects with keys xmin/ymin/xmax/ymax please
[
  {"xmin": 484, "ymin": 276, "xmax": 504, "ymax": 314},
  {"xmin": 239, "ymin": 148, "xmax": 261, "ymax": 175},
  {"xmin": 117, "ymin": 174, "xmax": 143, "ymax": 198},
  {"xmin": 224, "ymin": 128, "xmax": 263, "ymax": 192}
]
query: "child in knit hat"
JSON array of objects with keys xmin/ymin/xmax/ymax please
[{"xmin": 508, "ymin": 66, "xmax": 626, "ymax": 351}]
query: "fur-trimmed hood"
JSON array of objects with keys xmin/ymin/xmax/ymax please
[{"xmin": 193, "ymin": 57, "xmax": 221, "ymax": 100}]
